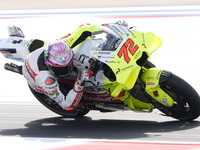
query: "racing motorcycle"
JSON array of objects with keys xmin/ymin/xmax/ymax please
[{"xmin": 1, "ymin": 25, "xmax": 200, "ymax": 121}]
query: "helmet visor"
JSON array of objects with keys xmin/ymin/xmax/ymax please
[{"xmin": 48, "ymin": 61, "xmax": 73, "ymax": 78}]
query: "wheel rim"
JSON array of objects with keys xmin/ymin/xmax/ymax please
[{"xmin": 158, "ymin": 84, "xmax": 193, "ymax": 120}]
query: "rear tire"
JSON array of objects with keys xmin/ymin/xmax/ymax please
[
  {"xmin": 155, "ymin": 74, "xmax": 200, "ymax": 121},
  {"xmin": 29, "ymin": 87, "xmax": 90, "ymax": 118}
]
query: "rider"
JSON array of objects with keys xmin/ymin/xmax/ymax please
[
  {"xmin": 22, "ymin": 24, "xmax": 100, "ymax": 111},
  {"xmin": 20, "ymin": 21, "xmax": 128, "ymax": 111},
  {"xmin": 23, "ymin": 41, "xmax": 96, "ymax": 111}
]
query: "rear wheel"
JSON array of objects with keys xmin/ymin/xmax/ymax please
[
  {"xmin": 155, "ymin": 74, "xmax": 200, "ymax": 121},
  {"xmin": 29, "ymin": 87, "xmax": 90, "ymax": 118}
]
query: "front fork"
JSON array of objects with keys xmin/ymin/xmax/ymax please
[{"xmin": 140, "ymin": 68, "xmax": 174, "ymax": 107}]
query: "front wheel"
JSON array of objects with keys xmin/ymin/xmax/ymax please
[
  {"xmin": 29, "ymin": 87, "xmax": 90, "ymax": 118},
  {"xmin": 155, "ymin": 74, "xmax": 200, "ymax": 121}
]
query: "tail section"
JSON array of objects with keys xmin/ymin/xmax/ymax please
[
  {"xmin": 0, "ymin": 26, "xmax": 44, "ymax": 62},
  {"xmin": 4, "ymin": 63, "xmax": 22, "ymax": 75}
]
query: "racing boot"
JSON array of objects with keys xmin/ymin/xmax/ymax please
[{"xmin": 4, "ymin": 63, "xmax": 22, "ymax": 75}]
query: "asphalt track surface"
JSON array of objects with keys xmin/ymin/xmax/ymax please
[
  {"xmin": 1, "ymin": 99, "xmax": 200, "ymax": 142},
  {"xmin": 1, "ymin": 1, "xmax": 200, "ymax": 150}
]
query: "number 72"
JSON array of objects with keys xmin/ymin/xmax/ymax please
[{"xmin": 117, "ymin": 39, "xmax": 139, "ymax": 63}]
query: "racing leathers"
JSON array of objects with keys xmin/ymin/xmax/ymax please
[{"xmin": 22, "ymin": 24, "xmax": 98, "ymax": 110}]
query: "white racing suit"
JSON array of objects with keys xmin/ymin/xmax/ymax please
[
  {"xmin": 22, "ymin": 24, "xmax": 101, "ymax": 110},
  {"xmin": 22, "ymin": 24, "xmax": 103, "ymax": 110},
  {"xmin": 22, "ymin": 49, "xmax": 84, "ymax": 110}
]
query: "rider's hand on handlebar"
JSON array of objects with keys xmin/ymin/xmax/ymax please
[
  {"xmin": 78, "ymin": 69, "xmax": 94, "ymax": 85},
  {"xmin": 74, "ymin": 69, "xmax": 94, "ymax": 92}
]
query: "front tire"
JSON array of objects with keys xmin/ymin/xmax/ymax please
[
  {"xmin": 155, "ymin": 74, "xmax": 200, "ymax": 121},
  {"xmin": 29, "ymin": 87, "xmax": 90, "ymax": 118}
]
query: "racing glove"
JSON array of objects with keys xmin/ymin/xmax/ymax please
[
  {"xmin": 65, "ymin": 71, "xmax": 90, "ymax": 111},
  {"xmin": 73, "ymin": 69, "xmax": 94, "ymax": 92},
  {"xmin": 65, "ymin": 69, "xmax": 93, "ymax": 111}
]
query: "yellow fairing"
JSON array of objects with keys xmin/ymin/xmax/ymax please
[
  {"xmin": 140, "ymin": 68, "xmax": 174, "ymax": 107},
  {"xmin": 102, "ymin": 86, "xmax": 155, "ymax": 112},
  {"xmin": 143, "ymin": 32, "xmax": 162, "ymax": 55},
  {"xmin": 91, "ymin": 28, "xmax": 167, "ymax": 110},
  {"xmin": 63, "ymin": 25, "xmax": 99, "ymax": 47},
  {"xmin": 126, "ymin": 96, "xmax": 155, "ymax": 112},
  {"xmin": 105, "ymin": 31, "xmax": 162, "ymax": 98}
]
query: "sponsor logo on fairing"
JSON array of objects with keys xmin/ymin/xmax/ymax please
[
  {"xmin": 25, "ymin": 57, "xmax": 37, "ymax": 79},
  {"xmin": 83, "ymin": 92, "xmax": 122, "ymax": 103}
]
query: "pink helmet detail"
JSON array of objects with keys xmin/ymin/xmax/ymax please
[
  {"xmin": 46, "ymin": 41, "xmax": 73, "ymax": 67},
  {"xmin": 44, "ymin": 41, "xmax": 74, "ymax": 78}
]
